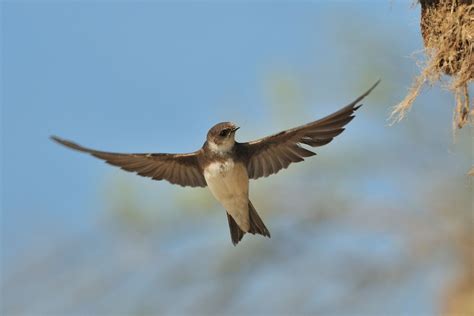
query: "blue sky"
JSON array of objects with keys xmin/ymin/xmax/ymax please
[
  {"xmin": 3, "ymin": 1, "xmax": 420, "ymax": 216},
  {"xmin": 4, "ymin": 0, "xmax": 461, "ymax": 253}
]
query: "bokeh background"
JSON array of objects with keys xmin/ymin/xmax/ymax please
[{"xmin": 2, "ymin": 1, "xmax": 473, "ymax": 315}]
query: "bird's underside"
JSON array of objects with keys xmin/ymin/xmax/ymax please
[{"xmin": 51, "ymin": 80, "xmax": 380, "ymax": 245}]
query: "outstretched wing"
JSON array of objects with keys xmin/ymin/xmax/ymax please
[
  {"xmin": 238, "ymin": 80, "xmax": 380, "ymax": 179},
  {"xmin": 51, "ymin": 136, "xmax": 207, "ymax": 187}
]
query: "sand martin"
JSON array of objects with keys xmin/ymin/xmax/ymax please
[{"xmin": 52, "ymin": 80, "xmax": 379, "ymax": 245}]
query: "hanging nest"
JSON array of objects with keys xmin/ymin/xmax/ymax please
[{"xmin": 391, "ymin": 0, "xmax": 473, "ymax": 129}]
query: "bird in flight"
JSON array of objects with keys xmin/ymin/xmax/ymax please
[{"xmin": 52, "ymin": 80, "xmax": 379, "ymax": 245}]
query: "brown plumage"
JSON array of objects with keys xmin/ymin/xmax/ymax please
[
  {"xmin": 226, "ymin": 201, "xmax": 271, "ymax": 245},
  {"xmin": 236, "ymin": 80, "xmax": 380, "ymax": 179},
  {"xmin": 50, "ymin": 136, "xmax": 207, "ymax": 187},
  {"xmin": 51, "ymin": 80, "xmax": 380, "ymax": 245}
]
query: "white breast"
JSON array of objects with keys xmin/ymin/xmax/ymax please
[{"xmin": 204, "ymin": 159, "xmax": 250, "ymax": 231}]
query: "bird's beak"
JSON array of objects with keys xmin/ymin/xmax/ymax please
[{"xmin": 231, "ymin": 126, "xmax": 240, "ymax": 133}]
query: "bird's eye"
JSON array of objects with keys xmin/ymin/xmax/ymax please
[{"xmin": 219, "ymin": 129, "xmax": 229, "ymax": 137}]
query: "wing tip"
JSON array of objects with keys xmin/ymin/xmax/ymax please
[
  {"xmin": 372, "ymin": 78, "xmax": 382, "ymax": 88},
  {"xmin": 50, "ymin": 135, "xmax": 88, "ymax": 153},
  {"xmin": 347, "ymin": 79, "xmax": 381, "ymax": 112},
  {"xmin": 50, "ymin": 135, "xmax": 62, "ymax": 143},
  {"xmin": 50, "ymin": 135, "xmax": 71, "ymax": 148},
  {"xmin": 360, "ymin": 78, "xmax": 381, "ymax": 101}
]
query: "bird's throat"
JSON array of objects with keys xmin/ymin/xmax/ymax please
[{"xmin": 208, "ymin": 140, "xmax": 234, "ymax": 155}]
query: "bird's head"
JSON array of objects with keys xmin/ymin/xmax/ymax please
[{"xmin": 206, "ymin": 122, "xmax": 240, "ymax": 153}]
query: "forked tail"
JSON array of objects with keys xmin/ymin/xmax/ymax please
[{"xmin": 226, "ymin": 201, "xmax": 271, "ymax": 246}]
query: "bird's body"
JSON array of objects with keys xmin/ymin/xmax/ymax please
[
  {"xmin": 51, "ymin": 80, "xmax": 380, "ymax": 245},
  {"xmin": 203, "ymin": 158, "xmax": 250, "ymax": 232}
]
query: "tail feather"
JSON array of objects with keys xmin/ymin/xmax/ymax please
[
  {"xmin": 247, "ymin": 201, "xmax": 271, "ymax": 238},
  {"xmin": 227, "ymin": 213, "xmax": 245, "ymax": 246},
  {"xmin": 226, "ymin": 201, "xmax": 271, "ymax": 246}
]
